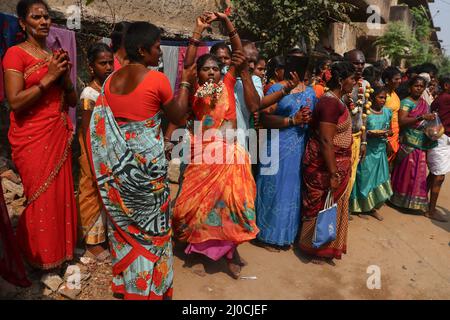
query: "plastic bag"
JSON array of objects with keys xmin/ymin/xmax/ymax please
[{"xmin": 424, "ymin": 113, "xmax": 445, "ymax": 141}]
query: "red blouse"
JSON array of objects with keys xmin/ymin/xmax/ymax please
[{"xmin": 105, "ymin": 70, "xmax": 173, "ymax": 121}]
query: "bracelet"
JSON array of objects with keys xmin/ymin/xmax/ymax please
[
  {"xmin": 188, "ymin": 37, "xmax": 201, "ymax": 47},
  {"xmin": 361, "ymin": 141, "xmax": 368, "ymax": 145},
  {"xmin": 228, "ymin": 29, "xmax": 238, "ymax": 38},
  {"xmin": 180, "ymin": 82, "xmax": 192, "ymax": 91},
  {"xmin": 416, "ymin": 115, "xmax": 424, "ymax": 122},
  {"xmin": 180, "ymin": 81, "xmax": 192, "ymax": 88},
  {"xmin": 193, "ymin": 31, "xmax": 202, "ymax": 38},
  {"xmin": 288, "ymin": 116, "xmax": 294, "ymax": 126}
]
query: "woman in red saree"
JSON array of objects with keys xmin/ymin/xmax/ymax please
[
  {"xmin": 3, "ymin": 0, "xmax": 77, "ymax": 270},
  {"xmin": 299, "ymin": 62, "xmax": 355, "ymax": 264}
]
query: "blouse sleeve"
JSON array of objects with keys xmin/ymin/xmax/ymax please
[
  {"xmin": 400, "ymin": 99, "xmax": 414, "ymax": 112},
  {"xmin": 315, "ymin": 97, "xmax": 343, "ymax": 125},
  {"xmin": 157, "ymin": 72, "xmax": 174, "ymax": 105},
  {"xmin": 2, "ymin": 46, "xmax": 25, "ymax": 74}
]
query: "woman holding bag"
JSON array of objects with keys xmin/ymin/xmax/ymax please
[{"xmin": 298, "ymin": 62, "xmax": 355, "ymax": 265}]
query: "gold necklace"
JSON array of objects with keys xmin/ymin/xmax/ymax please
[{"xmin": 23, "ymin": 40, "xmax": 51, "ymax": 60}]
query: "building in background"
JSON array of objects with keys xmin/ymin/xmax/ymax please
[{"xmin": 321, "ymin": 0, "xmax": 441, "ymax": 62}]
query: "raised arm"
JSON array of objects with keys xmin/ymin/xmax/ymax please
[
  {"xmin": 184, "ymin": 16, "xmax": 210, "ymax": 68},
  {"xmin": 161, "ymin": 64, "xmax": 197, "ymax": 126}
]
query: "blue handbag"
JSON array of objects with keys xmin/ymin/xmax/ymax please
[{"xmin": 312, "ymin": 191, "xmax": 337, "ymax": 249}]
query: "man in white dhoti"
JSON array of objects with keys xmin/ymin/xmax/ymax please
[{"xmin": 427, "ymin": 75, "xmax": 450, "ymax": 222}]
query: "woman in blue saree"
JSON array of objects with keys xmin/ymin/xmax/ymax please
[{"xmin": 256, "ymin": 57, "xmax": 317, "ymax": 251}]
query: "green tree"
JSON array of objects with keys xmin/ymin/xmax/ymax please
[
  {"xmin": 374, "ymin": 21, "xmax": 415, "ymax": 66},
  {"xmin": 230, "ymin": 0, "xmax": 353, "ymax": 56},
  {"xmin": 375, "ymin": 5, "xmax": 449, "ymax": 71}
]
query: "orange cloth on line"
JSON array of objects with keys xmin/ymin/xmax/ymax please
[
  {"xmin": 105, "ymin": 70, "xmax": 173, "ymax": 121},
  {"xmin": 385, "ymin": 91, "xmax": 401, "ymax": 164}
]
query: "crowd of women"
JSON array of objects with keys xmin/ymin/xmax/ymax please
[{"xmin": 0, "ymin": 0, "xmax": 449, "ymax": 300}]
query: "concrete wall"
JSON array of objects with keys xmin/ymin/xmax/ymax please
[{"xmin": 0, "ymin": 0, "xmax": 223, "ymax": 37}]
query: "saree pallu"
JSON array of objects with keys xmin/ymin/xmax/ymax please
[
  {"xmin": 0, "ymin": 179, "xmax": 31, "ymax": 287},
  {"xmin": 89, "ymin": 95, "xmax": 173, "ymax": 300},
  {"xmin": 391, "ymin": 98, "xmax": 437, "ymax": 212},
  {"xmin": 173, "ymin": 134, "xmax": 259, "ymax": 248},
  {"xmin": 77, "ymin": 130, "xmax": 106, "ymax": 245},
  {"xmin": 7, "ymin": 52, "xmax": 76, "ymax": 270},
  {"xmin": 299, "ymin": 113, "xmax": 352, "ymax": 259}
]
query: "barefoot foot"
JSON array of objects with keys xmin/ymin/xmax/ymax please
[{"xmin": 424, "ymin": 211, "xmax": 448, "ymax": 222}]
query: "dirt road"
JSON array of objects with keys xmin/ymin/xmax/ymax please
[{"xmin": 1, "ymin": 176, "xmax": 449, "ymax": 300}]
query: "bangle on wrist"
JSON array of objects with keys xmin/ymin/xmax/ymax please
[
  {"xmin": 228, "ymin": 29, "xmax": 238, "ymax": 38},
  {"xmin": 193, "ymin": 31, "xmax": 202, "ymax": 37},
  {"xmin": 288, "ymin": 116, "xmax": 294, "ymax": 126},
  {"xmin": 188, "ymin": 37, "xmax": 201, "ymax": 47},
  {"xmin": 361, "ymin": 141, "xmax": 367, "ymax": 145},
  {"xmin": 180, "ymin": 81, "xmax": 192, "ymax": 91}
]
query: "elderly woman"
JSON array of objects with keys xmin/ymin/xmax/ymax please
[
  {"xmin": 3, "ymin": 0, "xmax": 77, "ymax": 271},
  {"xmin": 298, "ymin": 62, "xmax": 355, "ymax": 264}
]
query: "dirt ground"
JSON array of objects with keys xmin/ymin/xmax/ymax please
[{"xmin": 1, "ymin": 175, "xmax": 449, "ymax": 300}]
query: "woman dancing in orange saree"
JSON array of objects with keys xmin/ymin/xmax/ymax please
[{"xmin": 172, "ymin": 12, "xmax": 258, "ymax": 279}]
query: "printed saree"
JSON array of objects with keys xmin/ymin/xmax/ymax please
[
  {"xmin": 299, "ymin": 100, "xmax": 352, "ymax": 259},
  {"xmin": 173, "ymin": 78, "xmax": 259, "ymax": 260},
  {"xmin": 88, "ymin": 87, "xmax": 173, "ymax": 300}
]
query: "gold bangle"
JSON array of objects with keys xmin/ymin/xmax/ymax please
[
  {"xmin": 193, "ymin": 31, "xmax": 202, "ymax": 37},
  {"xmin": 180, "ymin": 82, "xmax": 192, "ymax": 91}
]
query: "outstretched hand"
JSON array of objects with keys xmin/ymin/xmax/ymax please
[
  {"xmin": 196, "ymin": 15, "xmax": 211, "ymax": 30},
  {"xmin": 203, "ymin": 11, "xmax": 228, "ymax": 24}
]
